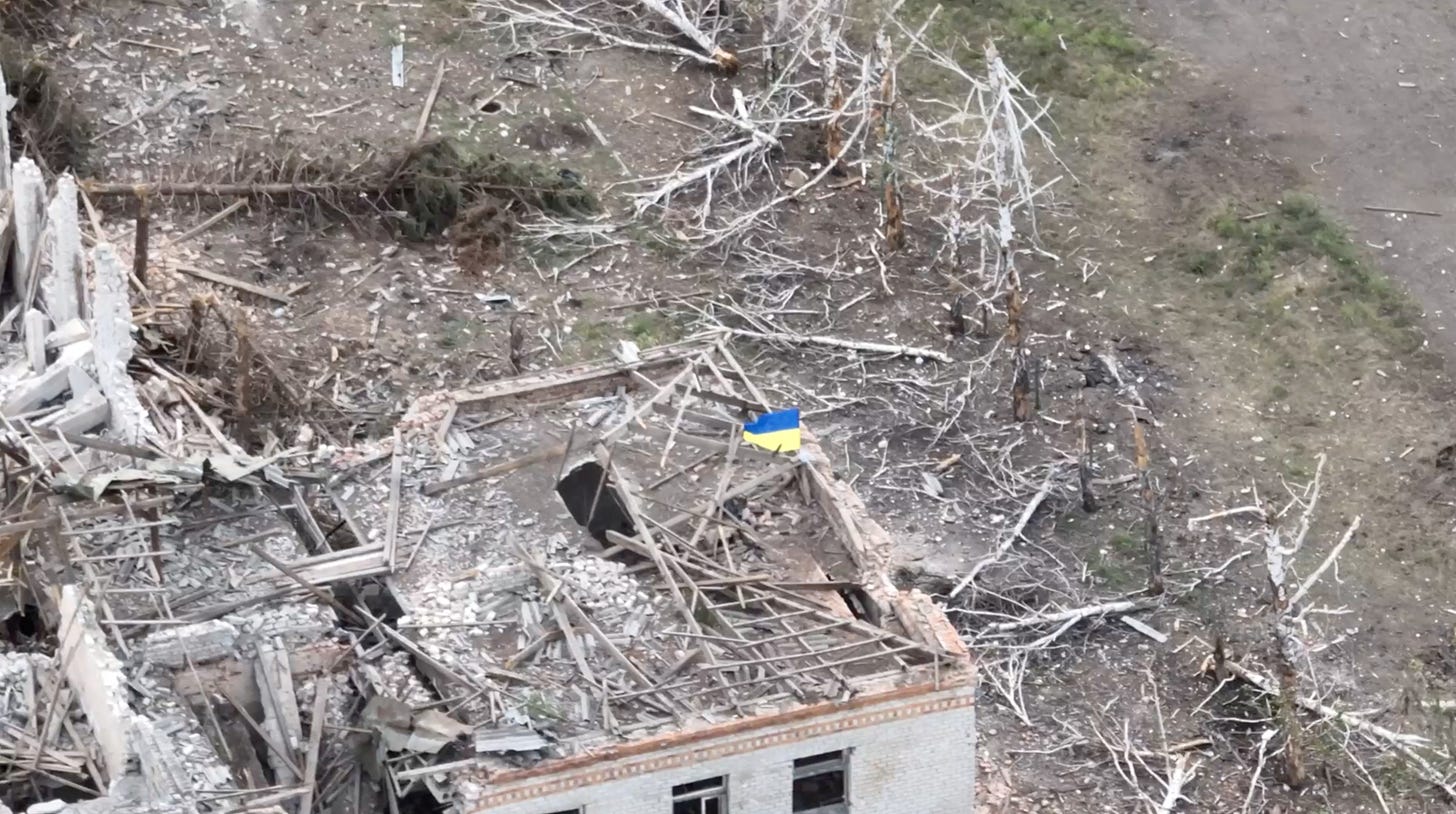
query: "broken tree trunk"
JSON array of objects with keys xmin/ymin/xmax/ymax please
[
  {"xmin": 949, "ymin": 469, "xmax": 1056, "ymax": 597},
  {"xmin": 79, "ymin": 180, "xmax": 367, "ymax": 197},
  {"xmin": 1006, "ymin": 270, "xmax": 1034, "ymax": 422},
  {"xmin": 821, "ymin": 19, "xmax": 845, "ymax": 170},
  {"xmin": 1133, "ymin": 418, "xmax": 1164, "ymax": 595},
  {"xmin": 874, "ymin": 34, "xmax": 903, "ymax": 251},
  {"xmin": 254, "ymin": 640, "xmax": 303, "ymax": 786},
  {"xmin": 726, "ymin": 328, "xmax": 952, "ymax": 363},
  {"xmin": 1220, "ymin": 658, "xmax": 1454, "ymax": 798},
  {"xmin": 1260, "ymin": 457, "xmax": 1326, "ymax": 790},
  {"xmin": 132, "ymin": 192, "xmax": 151, "ymax": 286},
  {"xmin": 1265, "ymin": 526, "xmax": 1306, "ymax": 788},
  {"xmin": 639, "ymin": 0, "xmax": 739, "ymax": 72},
  {"xmin": 1077, "ymin": 393, "xmax": 1097, "ymax": 512},
  {"xmin": 1010, "ymin": 351, "xmax": 1033, "ymax": 422}
]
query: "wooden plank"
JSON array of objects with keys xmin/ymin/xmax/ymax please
[
  {"xmin": 421, "ymin": 442, "xmax": 567, "ymax": 496},
  {"xmin": 383, "ymin": 433, "xmax": 402, "ymax": 570},
  {"xmin": 550, "ymin": 604, "xmax": 598, "ymax": 685},
  {"xmin": 219, "ymin": 686, "xmax": 304, "ymax": 780},
  {"xmin": 1, "ymin": 191, "xmax": 15, "ymax": 296},
  {"xmin": 287, "ymin": 549, "xmax": 389, "ymax": 587},
  {"xmin": 0, "ymin": 495, "xmax": 173, "ymax": 536},
  {"xmin": 256, "ymin": 641, "xmax": 304, "ymax": 752},
  {"xmin": 657, "ymin": 461, "xmax": 798, "ymax": 533},
  {"xmin": 688, "ymin": 388, "xmax": 756, "ymax": 412},
  {"xmin": 297, "ymin": 675, "xmax": 332, "ymax": 814},
  {"xmin": 517, "ymin": 546, "xmax": 655, "ymax": 690},
  {"xmin": 289, "ymin": 486, "xmax": 331, "ymax": 554},
  {"xmin": 324, "ymin": 484, "xmax": 372, "ymax": 550},
  {"xmin": 448, "ymin": 340, "xmax": 707, "ymax": 410},
  {"xmin": 174, "ymin": 264, "xmax": 292, "ymax": 305},
  {"xmin": 647, "ymin": 399, "xmax": 738, "ymax": 431},
  {"xmin": 25, "ymin": 425, "xmax": 158, "ymax": 459},
  {"xmin": 171, "ymin": 641, "xmax": 347, "ymax": 704},
  {"xmin": 250, "ymin": 544, "xmax": 366, "ymax": 626}
]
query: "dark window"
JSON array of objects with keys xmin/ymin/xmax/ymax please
[
  {"xmin": 672, "ymin": 775, "xmax": 726, "ymax": 814},
  {"xmin": 792, "ymin": 751, "xmax": 847, "ymax": 812}
]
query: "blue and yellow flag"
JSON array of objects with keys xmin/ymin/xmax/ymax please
[{"xmin": 743, "ymin": 408, "xmax": 800, "ymax": 453}]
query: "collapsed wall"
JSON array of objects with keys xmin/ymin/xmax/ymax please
[{"xmin": 57, "ymin": 585, "xmax": 136, "ymax": 783}]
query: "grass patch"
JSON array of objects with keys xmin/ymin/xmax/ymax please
[
  {"xmin": 563, "ymin": 310, "xmax": 685, "ymax": 362},
  {"xmin": 1088, "ymin": 527, "xmax": 1146, "ymax": 591},
  {"xmin": 625, "ymin": 311, "xmax": 681, "ymax": 346},
  {"xmin": 1179, "ymin": 195, "xmax": 1421, "ymax": 353},
  {"xmin": 434, "ymin": 317, "xmax": 476, "ymax": 350},
  {"xmin": 900, "ymin": 0, "xmax": 1152, "ymax": 103}
]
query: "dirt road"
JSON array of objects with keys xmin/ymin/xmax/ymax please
[{"xmin": 1130, "ymin": 0, "xmax": 1456, "ymax": 349}]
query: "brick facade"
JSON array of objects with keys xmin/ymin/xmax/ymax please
[{"xmin": 464, "ymin": 683, "xmax": 975, "ymax": 814}]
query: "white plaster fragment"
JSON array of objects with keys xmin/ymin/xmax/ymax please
[
  {"xmin": 42, "ymin": 174, "xmax": 83, "ymax": 323},
  {"xmin": 90, "ymin": 244, "xmax": 155, "ymax": 442},
  {"xmin": 12, "ymin": 158, "xmax": 46, "ymax": 300}
]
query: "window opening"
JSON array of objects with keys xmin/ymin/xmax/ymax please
[
  {"xmin": 792, "ymin": 750, "xmax": 847, "ymax": 812},
  {"xmin": 672, "ymin": 775, "xmax": 727, "ymax": 814}
]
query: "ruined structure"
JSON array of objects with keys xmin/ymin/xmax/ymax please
[{"xmin": 1, "ymin": 130, "xmax": 972, "ymax": 814}]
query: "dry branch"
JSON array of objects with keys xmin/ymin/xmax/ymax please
[
  {"xmin": 1232, "ymin": 455, "xmax": 1450, "ymax": 796},
  {"xmin": 1289, "ymin": 515, "xmax": 1360, "ymax": 609},
  {"xmin": 726, "ymin": 327, "xmax": 951, "ymax": 363},
  {"xmin": 949, "ymin": 469, "xmax": 1056, "ymax": 597},
  {"xmin": 984, "ymin": 597, "xmax": 1160, "ymax": 635},
  {"xmin": 1264, "ymin": 461, "xmax": 1313, "ymax": 787},
  {"xmin": 1156, "ymin": 754, "xmax": 1196, "ymax": 814},
  {"xmin": 76, "ymin": 139, "xmax": 599, "ymax": 241},
  {"xmin": 1220, "ymin": 659, "xmax": 1455, "ymax": 797},
  {"xmin": 477, "ymin": 0, "xmax": 734, "ymax": 71}
]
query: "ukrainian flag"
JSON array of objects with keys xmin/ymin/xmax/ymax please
[{"xmin": 742, "ymin": 408, "xmax": 801, "ymax": 453}]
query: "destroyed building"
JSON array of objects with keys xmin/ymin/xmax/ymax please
[{"xmin": 1, "ymin": 155, "xmax": 973, "ymax": 812}]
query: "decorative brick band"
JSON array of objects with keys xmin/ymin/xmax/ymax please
[{"xmin": 472, "ymin": 690, "xmax": 974, "ymax": 810}]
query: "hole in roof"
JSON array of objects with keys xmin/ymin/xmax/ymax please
[{"xmin": 556, "ymin": 460, "xmax": 636, "ymax": 545}]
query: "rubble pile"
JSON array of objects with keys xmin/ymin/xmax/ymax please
[
  {"xmin": 0, "ymin": 157, "xmax": 965, "ymax": 814},
  {"xmin": 548, "ymin": 554, "xmax": 653, "ymax": 615},
  {"xmin": 0, "ymin": 653, "xmax": 39, "ymax": 721}
]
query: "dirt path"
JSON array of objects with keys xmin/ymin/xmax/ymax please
[{"xmin": 1130, "ymin": 0, "xmax": 1456, "ymax": 349}]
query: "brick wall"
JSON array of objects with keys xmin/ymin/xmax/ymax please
[{"xmin": 464, "ymin": 683, "xmax": 975, "ymax": 814}]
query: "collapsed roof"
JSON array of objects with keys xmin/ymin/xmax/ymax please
[{"xmin": 1, "ymin": 329, "xmax": 969, "ymax": 812}]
